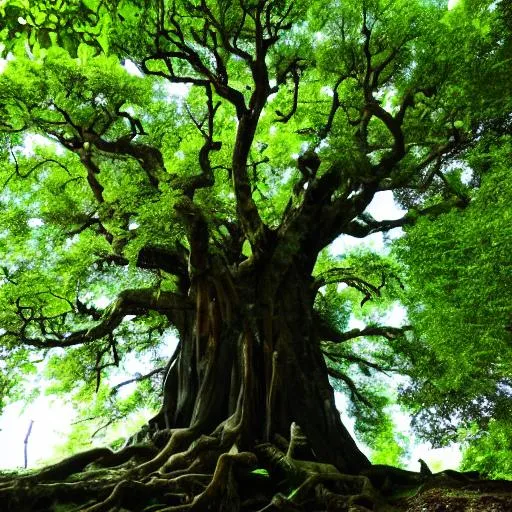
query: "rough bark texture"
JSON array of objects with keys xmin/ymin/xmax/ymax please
[{"xmin": 148, "ymin": 262, "xmax": 370, "ymax": 474}]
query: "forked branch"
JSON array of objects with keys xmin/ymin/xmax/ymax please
[{"xmin": 4, "ymin": 288, "xmax": 191, "ymax": 349}]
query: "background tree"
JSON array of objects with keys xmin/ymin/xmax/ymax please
[
  {"xmin": 0, "ymin": 0, "xmax": 510, "ymax": 510},
  {"xmin": 393, "ymin": 140, "xmax": 512, "ymax": 474}
]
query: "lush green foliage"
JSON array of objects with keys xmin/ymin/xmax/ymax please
[
  {"xmin": 394, "ymin": 141, "xmax": 512, "ymax": 436},
  {"xmin": 460, "ymin": 418, "xmax": 512, "ymax": 479},
  {"xmin": 0, "ymin": 0, "xmax": 510, "ymax": 470},
  {"xmin": 386, "ymin": 0, "xmax": 512, "ymax": 468}
]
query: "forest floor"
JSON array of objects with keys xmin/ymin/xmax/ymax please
[{"xmin": 390, "ymin": 479, "xmax": 512, "ymax": 512}]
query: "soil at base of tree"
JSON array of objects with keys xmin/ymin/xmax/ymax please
[{"xmin": 392, "ymin": 480, "xmax": 512, "ymax": 512}]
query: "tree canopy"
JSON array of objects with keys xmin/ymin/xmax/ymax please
[
  {"xmin": 393, "ymin": 137, "xmax": 512, "ymax": 473},
  {"xmin": 0, "ymin": 0, "xmax": 511, "ymax": 510}
]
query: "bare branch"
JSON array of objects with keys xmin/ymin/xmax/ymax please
[
  {"xmin": 91, "ymin": 136, "xmax": 166, "ymax": 188},
  {"xmin": 318, "ymin": 321, "xmax": 411, "ymax": 344},
  {"xmin": 327, "ymin": 367, "xmax": 372, "ymax": 407},
  {"xmin": 312, "ymin": 267, "xmax": 387, "ymax": 307},
  {"xmin": 323, "ymin": 349, "xmax": 397, "ymax": 375},
  {"xmin": 110, "ymin": 367, "xmax": 165, "ymax": 395},
  {"xmin": 136, "ymin": 245, "xmax": 190, "ymax": 292},
  {"xmin": 7, "ymin": 288, "xmax": 191, "ymax": 349},
  {"xmin": 345, "ymin": 196, "xmax": 469, "ymax": 238},
  {"xmin": 174, "ymin": 196, "xmax": 210, "ymax": 276}
]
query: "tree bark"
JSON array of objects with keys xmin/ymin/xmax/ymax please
[{"xmin": 149, "ymin": 260, "xmax": 370, "ymax": 474}]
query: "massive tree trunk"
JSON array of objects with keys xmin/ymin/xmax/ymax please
[
  {"xmin": 1, "ymin": 259, "xmax": 381, "ymax": 512},
  {"xmin": 2, "ymin": 252, "xmax": 486, "ymax": 512},
  {"xmin": 149, "ymin": 260, "xmax": 370, "ymax": 475}
]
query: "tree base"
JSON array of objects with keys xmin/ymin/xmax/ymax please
[{"xmin": 1, "ymin": 423, "xmax": 508, "ymax": 512}]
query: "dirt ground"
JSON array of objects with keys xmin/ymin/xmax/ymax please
[{"xmin": 393, "ymin": 480, "xmax": 512, "ymax": 512}]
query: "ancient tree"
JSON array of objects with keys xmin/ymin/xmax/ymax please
[{"xmin": 0, "ymin": 0, "xmax": 510, "ymax": 510}]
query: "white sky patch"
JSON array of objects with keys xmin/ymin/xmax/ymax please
[
  {"xmin": 461, "ymin": 168, "xmax": 473, "ymax": 185},
  {"xmin": 331, "ymin": 232, "xmax": 385, "ymax": 254},
  {"xmin": 123, "ymin": 59, "xmax": 144, "ymax": 77},
  {"xmin": 21, "ymin": 134, "xmax": 52, "ymax": 157},
  {"xmin": 164, "ymin": 82, "xmax": 191, "ymax": 98},
  {"xmin": 448, "ymin": 0, "xmax": 460, "ymax": 9},
  {"xmin": 95, "ymin": 296, "xmax": 111, "ymax": 309},
  {"xmin": 0, "ymin": 397, "xmax": 75, "ymax": 469},
  {"xmin": 124, "ymin": 106, "xmax": 136, "ymax": 117},
  {"xmin": 64, "ymin": 235, "xmax": 79, "ymax": 250},
  {"xmin": 267, "ymin": 79, "xmax": 278, "ymax": 102},
  {"xmin": 348, "ymin": 317, "xmax": 366, "ymax": 330},
  {"xmin": 27, "ymin": 218, "xmax": 44, "ymax": 228},
  {"xmin": 321, "ymin": 86, "xmax": 334, "ymax": 97},
  {"xmin": 382, "ymin": 302, "xmax": 407, "ymax": 326},
  {"xmin": 488, "ymin": 0, "xmax": 500, "ymax": 12}
]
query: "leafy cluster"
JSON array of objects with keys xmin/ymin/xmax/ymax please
[{"xmin": 394, "ymin": 141, "xmax": 512, "ymax": 447}]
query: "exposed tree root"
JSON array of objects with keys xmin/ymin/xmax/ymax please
[{"xmin": 0, "ymin": 422, "xmax": 496, "ymax": 512}]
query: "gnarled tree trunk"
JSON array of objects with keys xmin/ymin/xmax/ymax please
[{"xmin": 149, "ymin": 259, "xmax": 370, "ymax": 475}]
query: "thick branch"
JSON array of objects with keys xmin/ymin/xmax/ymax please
[
  {"xmin": 345, "ymin": 196, "xmax": 469, "ymax": 238},
  {"xmin": 8, "ymin": 289, "xmax": 191, "ymax": 349},
  {"xmin": 231, "ymin": 114, "xmax": 269, "ymax": 252},
  {"xmin": 136, "ymin": 245, "xmax": 190, "ymax": 292},
  {"xmin": 90, "ymin": 136, "xmax": 166, "ymax": 187},
  {"xmin": 317, "ymin": 321, "xmax": 411, "ymax": 344},
  {"xmin": 275, "ymin": 68, "xmax": 300, "ymax": 123},
  {"xmin": 174, "ymin": 196, "xmax": 210, "ymax": 276}
]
